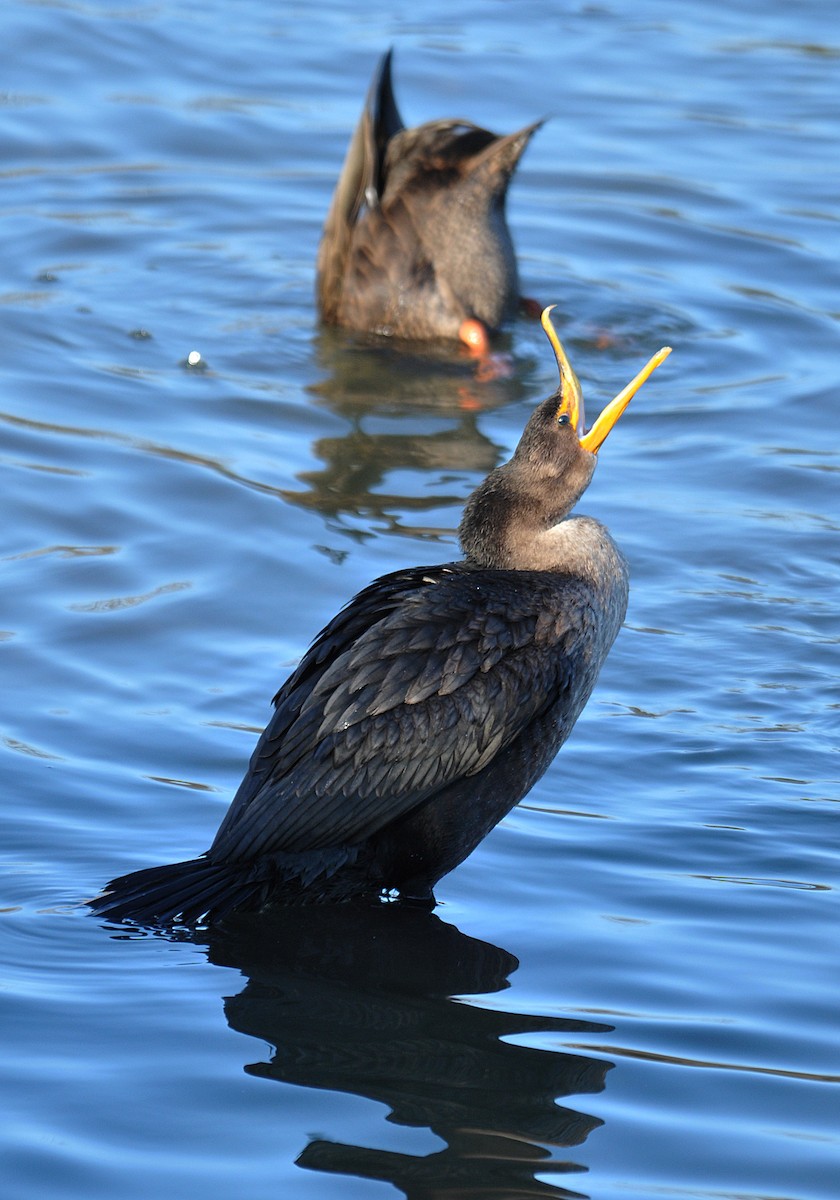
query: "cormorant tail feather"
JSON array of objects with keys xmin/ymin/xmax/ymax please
[{"xmin": 87, "ymin": 857, "xmax": 269, "ymax": 926}]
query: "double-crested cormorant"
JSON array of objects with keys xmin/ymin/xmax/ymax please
[
  {"xmin": 89, "ymin": 310, "xmax": 670, "ymax": 925},
  {"xmin": 316, "ymin": 49, "xmax": 542, "ymax": 357}
]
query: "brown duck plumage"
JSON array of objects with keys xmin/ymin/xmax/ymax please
[{"xmin": 317, "ymin": 49, "xmax": 542, "ymax": 352}]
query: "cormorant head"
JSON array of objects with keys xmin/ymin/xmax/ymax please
[
  {"xmin": 503, "ymin": 307, "xmax": 671, "ymax": 500},
  {"xmin": 459, "ymin": 310, "xmax": 671, "ymax": 568}
]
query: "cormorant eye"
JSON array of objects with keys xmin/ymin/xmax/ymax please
[{"xmin": 557, "ymin": 413, "xmax": 570, "ymax": 426}]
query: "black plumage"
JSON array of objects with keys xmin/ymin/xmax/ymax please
[{"xmin": 89, "ymin": 311, "xmax": 670, "ymax": 924}]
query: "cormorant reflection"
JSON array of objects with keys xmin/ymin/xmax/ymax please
[{"xmin": 200, "ymin": 903, "xmax": 613, "ymax": 1199}]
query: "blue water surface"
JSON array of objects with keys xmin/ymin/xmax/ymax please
[{"xmin": 2, "ymin": 1, "xmax": 839, "ymax": 1197}]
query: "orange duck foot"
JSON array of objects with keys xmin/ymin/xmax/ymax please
[
  {"xmin": 458, "ymin": 318, "xmax": 492, "ymax": 357},
  {"xmin": 458, "ymin": 319, "xmax": 514, "ymax": 382}
]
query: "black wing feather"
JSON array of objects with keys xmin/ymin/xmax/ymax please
[{"xmin": 209, "ymin": 563, "xmax": 592, "ymax": 863}]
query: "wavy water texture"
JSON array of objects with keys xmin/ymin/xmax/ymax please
[{"xmin": 1, "ymin": 3, "xmax": 839, "ymax": 1200}]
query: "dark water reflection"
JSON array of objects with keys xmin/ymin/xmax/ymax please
[{"xmin": 196, "ymin": 904, "xmax": 612, "ymax": 1199}]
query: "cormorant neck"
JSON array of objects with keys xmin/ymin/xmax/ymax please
[
  {"xmin": 463, "ymin": 504, "xmax": 625, "ymax": 581},
  {"xmin": 527, "ymin": 514, "xmax": 628, "ymax": 586},
  {"xmin": 458, "ymin": 453, "xmax": 600, "ymax": 574}
]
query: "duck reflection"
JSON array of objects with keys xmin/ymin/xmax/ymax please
[
  {"xmin": 282, "ymin": 328, "xmax": 536, "ymax": 534},
  {"xmin": 199, "ymin": 903, "xmax": 612, "ymax": 1199}
]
